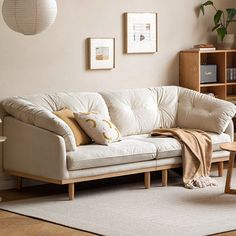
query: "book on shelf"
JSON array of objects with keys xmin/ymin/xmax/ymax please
[
  {"xmin": 193, "ymin": 47, "xmax": 216, "ymax": 51},
  {"xmin": 227, "ymin": 68, "xmax": 236, "ymax": 82},
  {"xmin": 189, "ymin": 43, "xmax": 216, "ymax": 51}
]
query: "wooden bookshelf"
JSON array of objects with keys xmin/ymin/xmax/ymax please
[{"xmin": 179, "ymin": 49, "xmax": 236, "ymax": 100}]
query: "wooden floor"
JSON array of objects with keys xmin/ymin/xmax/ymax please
[
  {"xmin": 0, "ymin": 184, "xmax": 95, "ymax": 236},
  {"xmin": 0, "ymin": 165, "xmax": 235, "ymax": 236},
  {"xmin": 0, "ymin": 210, "xmax": 93, "ymax": 236}
]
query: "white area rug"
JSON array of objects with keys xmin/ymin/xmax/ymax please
[{"xmin": 1, "ymin": 170, "xmax": 236, "ymax": 236}]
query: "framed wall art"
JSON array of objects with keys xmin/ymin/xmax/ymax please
[
  {"xmin": 124, "ymin": 12, "xmax": 158, "ymax": 54},
  {"xmin": 88, "ymin": 38, "xmax": 115, "ymax": 70}
]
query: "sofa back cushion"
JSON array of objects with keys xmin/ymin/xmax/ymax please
[
  {"xmin": 177, "ymin": 88, "xmax": 236, "ymax": 134},
  {"xmin": 25, "ymin": 92, "xmax": 110, "ymax": 117},
  {"xmin": 100, "ymin": 86, "xmax": 179, "ymax": 136},
  {"xmin": 3, "ymin": 86, "xmax": 235, "ymax": 151},
  {"xmin": 2, "ymin": 92, "xmax": 109, "ymax": 151}
]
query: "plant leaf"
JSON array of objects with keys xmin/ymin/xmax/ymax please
[
  {"xmin": 214, "ymin": 10, "xmax": 223, "ymax": 25},
  {"xmin": 226, "ymin": 8, "xmax": 236, "ymax": 21},
  {"xmin": 217, "ymin": 27, "xmax": 227, "ymax": 41},
  {"xmin": 200, "ymin": 1, "xmax": 213, "ymax": 15},
  {"xmin": 202, "ymin": 1, "xmax": 213, "ymax": 6},
  {"xmin": 212, "ymin": 24, "xmax": 221, "ymax": 32},
  {"xmin": 200, "ymin": 5, "xmax": 205, "ymax": 15}
]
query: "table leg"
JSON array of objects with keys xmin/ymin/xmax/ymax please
[{"xmin": 225, "ymin": 152, "xmax": 236, "ymax": 194}]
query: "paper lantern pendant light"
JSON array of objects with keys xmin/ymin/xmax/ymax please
[{"xmin": 2, "ymin": 0, "xmax": 57, "ymax": 35}]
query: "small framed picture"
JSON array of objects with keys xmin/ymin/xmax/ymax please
[
  {"xmin": 89, "ymin": 38, "xmax": 115, "ymax": 70},
  {"xmin": 124, "ymin": 12, "xmax": 158, "ymax": 54}
]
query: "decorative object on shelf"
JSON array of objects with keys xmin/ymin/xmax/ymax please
[
  {"xmin": 2, "ymin": 0, "xmax": 57, "ymax": 35},
  {"xmin": 217, "ymin": 34, "xmax": 235, "ymax": 50},
  {"xmin": 124, "ymin": 12, "xmax": 157, "ymax": 54},
  {"xmin": 200, "ymin": 1, "xmax": 236, "ymax": 49},
  {"xmin": 200, "ymin": 65, "xmax": 217, "ymax": 84},
  {"xmin": 88, "ymin": 38, "xmax": 115, "ymax": 70}
]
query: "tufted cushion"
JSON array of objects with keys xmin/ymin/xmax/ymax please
[
  {"xmin": 2, "ymin": 98, "xmax": 76, "ymax": 151},
  {"xmin": 177, "ymin": 88, "xmax": 236, "ymax": 134},
  {"xmin": 2, "ymin": 92, "xmax": 109, "ymax": 151},
  {"xmin": 51, "ymin": 92, "xmax": 110, "ymax": 117},
  {"xmin": 24, "ymin": 92, "xmax": 110, "ymax": 117},
  {"xmin": 100, "ymin": 86, "xmax": 179, "ymax": 136},
  {"xmin": 2, "ymin": 87, "xmax": 235, "ymax": 151}
]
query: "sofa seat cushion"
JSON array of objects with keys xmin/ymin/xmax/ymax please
[
  {"xmin": 67, "ymin": 140, "xmax": 156, "ymax": 171},
  {"xmin": 124, "ymin": 132, "xmax": 231, "ymax": 159}
]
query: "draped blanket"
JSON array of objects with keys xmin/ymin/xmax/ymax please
[{"xmin": 151, "ymin": 128, "xmax": 217, "ymax": 189}]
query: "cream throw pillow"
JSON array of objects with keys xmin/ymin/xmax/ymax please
[{"xmin": 74, "ymin": 112, "xmax": 121, "ymax": 145}]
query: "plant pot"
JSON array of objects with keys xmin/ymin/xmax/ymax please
[{"xmin": 217, "ymin": 34, "xmax": 235, "ymax": 50}]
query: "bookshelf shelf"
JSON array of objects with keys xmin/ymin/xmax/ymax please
[
  {"xmin": 180, "ymin": 49, "xmax": 236, "ymax": 100},
  {"xmin": 200, "ymin": 83, "xmax": 225, "ymax": 87}
]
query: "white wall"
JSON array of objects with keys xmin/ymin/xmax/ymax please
[{"xmin": 0, "ymin": 0, "xmax": 235, "ymax": 189}]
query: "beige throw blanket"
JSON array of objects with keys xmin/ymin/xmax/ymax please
[{"xmin": 151, "ymin": 128, "xmax": 217, "ymax": 189}]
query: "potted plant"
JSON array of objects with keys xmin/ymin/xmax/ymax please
[{"xmin": 200, "ymin": 1, "xmax": 236, "ymax": 49}]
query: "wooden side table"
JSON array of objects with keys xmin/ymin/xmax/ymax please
[
  {"xmin": 0, "ymin": 118, "xmax": 7, "ymax": 202},
  {"xmin": 220, "ymin": 142, "xmax": 236, "ymax": 194}
]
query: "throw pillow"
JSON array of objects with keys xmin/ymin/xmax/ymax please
[
  {"xmin": 74, "ymin": 112, "xmax": 121, "ymax": 145},
  {"xmin": 54, "ymin": 108, "xmax": 92, "ymax": 146}
]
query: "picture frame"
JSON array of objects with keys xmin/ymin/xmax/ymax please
[
  {"xmin": 88, "ymin": 38, "xmax": 115, "ymax": 70},
  {"xmin": 124, "ymin": 12, "xmax": 158, "ymax": 54}
]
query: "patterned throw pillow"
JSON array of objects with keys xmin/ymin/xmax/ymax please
[{"xmin": 74, "ymin": 112, "xmax": 121, "ymax": 145}]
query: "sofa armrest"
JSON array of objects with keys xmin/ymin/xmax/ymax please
[
  {"xmin": 2, "ymin": 97, "xmax": 76, "ymax": 151},
  {"xmin": 3, "ymin": 116, "xmax": 69, "ymax": 180}
]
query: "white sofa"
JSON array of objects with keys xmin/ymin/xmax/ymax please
[{"xmin": 1, "ymin": 86, "xmax": 236, "ymax": 200}]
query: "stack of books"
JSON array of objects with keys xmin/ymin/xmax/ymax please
[
  {"xmin": 227, "ymin": 68, "xmax": 236, "ymax": 81},
  {"xmin": 190, "ymin": 44, "xmax": 216, "ymax": 51}
]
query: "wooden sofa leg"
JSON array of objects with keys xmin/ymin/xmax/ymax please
[
  {"xmin": 16, "ymin": 177, "xmax": 22, "ymax": 190},
  {"xmin": 144, "ymin": 172, "xmax": 151, "ymax": 189},
  {"xmin": 218, "ymin": 161, "xmax": 224, "ymax": 177},
  {"xmin": 68, "ymin": 183, "xmax": 75, "ymax": 200},
  {"xmin": 162, "ymin": 169, "xmax": 168, "ymax": 186}
]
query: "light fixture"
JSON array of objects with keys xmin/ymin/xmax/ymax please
[{"xmin": 2, "ymin": 0, "xmax": 57, "ymax": 35}]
